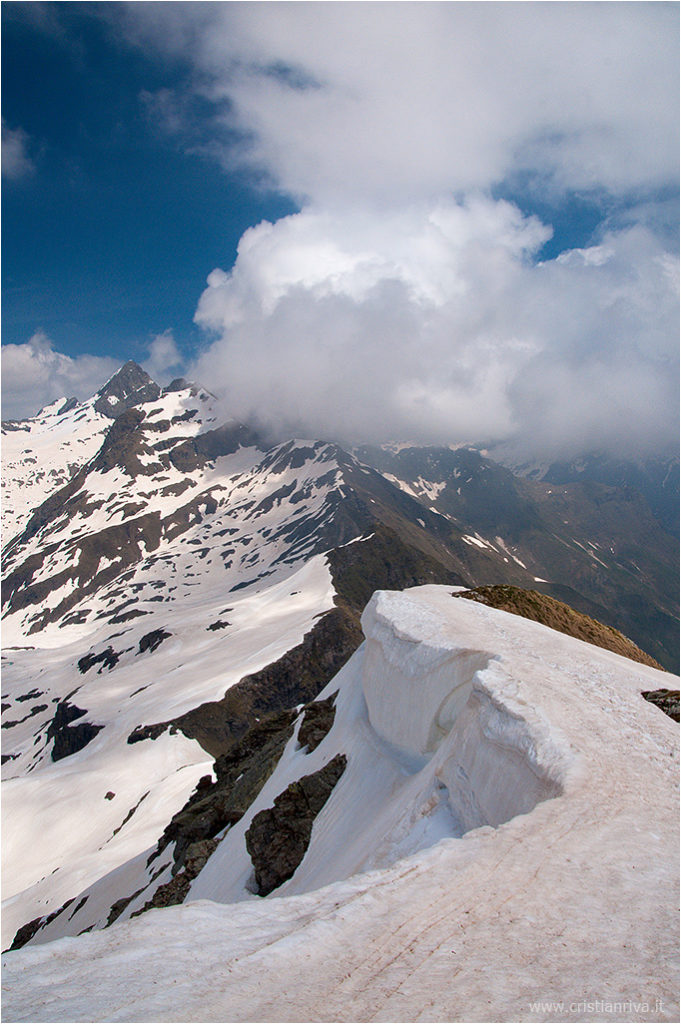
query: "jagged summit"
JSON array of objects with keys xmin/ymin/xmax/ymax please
[{"xmin": 93, "ymin": 361, "xmax": 161, "ymax": 418}]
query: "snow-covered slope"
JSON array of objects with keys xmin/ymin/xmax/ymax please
[
  {"xmin": 1, "ymin": 361, "xmax": 168, "ymax": 546},
  {"xmin": 1, "ymin": 397, "xmax": 109, "ymax": 545},
  {"xmin": 3, "ymin": 586, "xmax": 678, "ymax": 1023},
  {"xmin": 1, "ymin": 380, "xmax": 358, "ymax": 947},
  {"xmin": 1, "ymin": 554, "xmax": 335, "ymax": 949},
  {"xmin": 2, "ymin": 366, "xmax": 465, "ymax": 949}
]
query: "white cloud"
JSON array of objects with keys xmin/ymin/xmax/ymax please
[
  {"xmin": 2, "ymin": 120, "xmax": 34, "ymax": 180},
  {"xmin": 123, "ymin": 3, "xmax": 678, "ymax": 205},
  {"xmin": 191, "ymin": 202, "xmax": 678, "ymax": 456},
  {"xmin": 117, "ymin": 3, "xmax": 678, "ymax": 458},
  {"xmin": 1, "ymin": 332, "xmax": 187, "ymax": 422},
  {"xmin": 142, "ymin": 329, "xmax": 183, "ymax": 383},
  {"xmin": 1, "ymin": 332, "xmax": 119, "ymax": 420}
]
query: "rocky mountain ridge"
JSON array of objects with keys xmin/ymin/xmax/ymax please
[
  {"xmin": 355, "ymin": 442, "xmax": 679, "ymax": 671},
  {"xmin": 3, "ymin": 586, "xmax": 677, "ymax": 1023}
]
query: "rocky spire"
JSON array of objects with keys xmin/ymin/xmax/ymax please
[{"xmin": 93, "ymin": 361, "xmax": 161, "ymax": 418}]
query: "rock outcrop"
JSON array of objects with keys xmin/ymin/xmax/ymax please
[{"xmin": 245, "ymin": 754, "xmax": 347, "ymax": 896}]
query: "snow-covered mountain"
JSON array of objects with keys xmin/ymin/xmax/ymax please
[
  {"xmin": 2, "ymin": 362, "xmax": 678, "ymax": 1004},
  {"xmin": 3, "ymin": 586, "xmax": 678, "ymax": 1023},
  {"xmin": 1, "ymin": 363, "xmax": 470, "ymax": 951},
  {"xmin": 1, "ymin": 361, "xmax": 166, "ymax": 545}
]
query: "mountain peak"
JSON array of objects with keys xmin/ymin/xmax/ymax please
[{"xmin": 93, "ymin": 361, "xmax": 161, "ymax": 419}]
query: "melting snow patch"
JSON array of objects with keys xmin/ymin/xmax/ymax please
[{"xmin": 461, "ymin": 534, "xmax": 492, "ymax": 550}]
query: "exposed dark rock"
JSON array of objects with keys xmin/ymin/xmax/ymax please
[
  {"xmin": 78, "ymin": 646, "xmax": 120, "ymax": 674},
  {"xmin": 47, "ymin": 701, "xmax": 104, "ymax": 762},
  {"xmin": 151, "ymin": 708, "xmax": 298, "ymax": 872},
  {"xmin": 250, "ymin": 480, "xmax": 298, "ymax": 516},
  {"xmin": 642, "ymin": 689, "xmax": 680, "ymax": 722},
  {"xmin": 144, "ymin": 419, "xmax": 170, "ymax": 433},
  {"xmin": 93, "ymin": 362, "xmax": 160, "ymax": 419},
  {"xmin": 133, "ymin": 838, "xmax": 220, "ymax": 916},
  {"xmin": 246, "ymin": 754, "xmax": 347, "ymax": 896},
  {"xmin": 7, "ymin": 898, "xmax": 75, "ymax": 951},
  {"xmin": 169, "ymin": 422, "xmax": 261, "ymax": 474},
  {"xmin": 162, "ymin": 378, "xmax": 199, "ymax": 395},
  {"xmin": 138, "ymin": 629, "xmax": 171, "ymax": 655},
  {"xmin": 92, "ymin": 407, "xmax": 157, "ymax": 477},
  {"xmin": 60, "ymin": 610, "xmax": 91, "ymax": 627},
  {"xmin": 2, "ymin": 704, "xmax": 48, "ymax": 728},
  {"xmin": 105, "ymin": 888, "xmax": 146, "ymax": 928},
  {"xmin": 111, "ymin": 791, "xmax": 149, "ymax": 838},
  {"xmin": 159, "ymin": 480, "xmax": 193, "ymax": 498},
  {"xmin": 127, "ymin": 722, "xmax": 168, "ymax": 745},
  {"xmin": 57, "ymin": 397, "xmax": 79, "ymax": 415},
  {"xmin": 140, "ymin": 701, "xmax": 346, "ymax": 913},
  {"xmin": 298, "ymin": 692, "xmax": 338, "ymax": 753},
  {"xmin": 171, "ymin": 409, "xmax": 198, "ymax": 424},
  {"xmin": 68, "ymin": 895, "xmax": 89, "ymax": 920},
  {"xmin": 119, "ymin": 502, "xmax": 148, "ymax": 519},
  {"xmin": 6, "ymin": 915, "xmax": 45, "ymax": 951},
  {"xmin": 206, "ymin": 619, "xmax": 230, "ymax": 631},
  {"xmin": 108, "ymin": 609, "xmax": 148, "ymax": 624},
  {"xmin": 16, "ymin": 688, "xmax": 44, "ymax": 702},
  {"xmin": 105, "ymin": 791, "xmax": 115, "ymax": 800},
  {"xmin": 162, "ymin": 492, "xmax": 219, "ymax": 543}
]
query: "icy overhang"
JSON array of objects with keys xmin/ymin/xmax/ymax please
[{"xmin": 360, "ymin": 590, "xmax": 567, "ymax": 833}]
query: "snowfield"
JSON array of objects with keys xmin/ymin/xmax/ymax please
[
  {"xmin": 3, "ymin": 586, "xmax": 678, "ymax": 1023},
  {"xmin": 1, "ymin": 397, "xmax": 109, "ymax": 544},
  {"xmin": 1, "ymin": 554, "xmax": 335, "ymax": 948}
]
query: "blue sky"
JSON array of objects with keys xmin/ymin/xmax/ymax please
[
  {"xmin": 2, "ymin": 3, "xmax": 295, "ymax": 360},
  {"xmin": 2, "ymin": 2, "xmax": 678, "ymax": 458}
]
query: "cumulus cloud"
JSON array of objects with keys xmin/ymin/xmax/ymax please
[
  {"xmin": 119, "ymin": 3, "xmax": 678, "ymax": 458},
  {"xmin": 2, "ymin": 120, "xmax": 34, "ymax": 180},
  {"xmin": 122, "ymin": 2, "xmax": 678, "ymax": 205},
  {"xmin": 1, "ymin": 332, "xmax": 119, "ymax": 420},
  {"xmin": 191, "ymin": 201, "xmax": 678, "ymax": 456}
]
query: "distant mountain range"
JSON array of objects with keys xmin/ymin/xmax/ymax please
[{"xmin": 1, "ymin": 361, "xmax": 678, "ymax": 953}]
